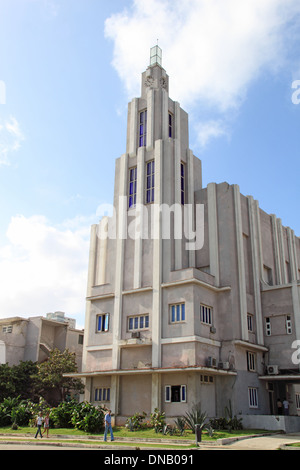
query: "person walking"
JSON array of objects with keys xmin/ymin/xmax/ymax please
[
  {"xmin": 42, "ymin": 411, "xmax": 50, "ymax": 438},
  {"xmin": 283, "ymin": 398, "xmax": 289, "ymax": 415},
  {"xmin": 34, "ymin": 412, "xmax": 43, "ymax": 439},
  {"xmin": 104, "ymin": 410, "xmax": 114, "ymax": 442}
]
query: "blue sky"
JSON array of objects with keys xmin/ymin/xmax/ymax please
[{"xmin": 0, "ymin": 0, "xmax": 299, "ymax": 328}]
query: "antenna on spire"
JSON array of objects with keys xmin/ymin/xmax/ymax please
[{"xmin": 150, "ymin": 44, "xmax": 162, "ymax": 67}]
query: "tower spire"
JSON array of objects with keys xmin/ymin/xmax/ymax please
[{"xmin": 150, "ymin": 44, "xmax": 162, "ymax": 67}]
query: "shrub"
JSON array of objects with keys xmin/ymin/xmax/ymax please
[
  {"xmin": 149, "ymin": 408, "xmax": 165, "ymax": 433},
  {"xmin": 208, "ymin": 400, "xmax": 243, "ymax": 432},
  {"xmin": 50, "ymin": 401, "xmax": 76, "ymax": 428},
  {"xmin": 174, "ymin": 416, "xmax": 186, "ymax": 436},
  {"xmin": 184, "ymin": 402, "xmax": 207, "ymax": 433},
  {"xmin": 126, "ymin": 411, "xmax": 147, "ymax": 430},
  {"xmin": 71, "ymin": 401, "xmax": 106, "ymax": 434}
]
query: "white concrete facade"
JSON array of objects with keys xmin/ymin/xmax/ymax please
[{"xmin": 77, "ymin": 49, "xmax": 300, "ymax": 424}]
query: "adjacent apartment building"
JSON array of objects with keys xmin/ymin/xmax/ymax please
[
  {"xmin": 0, "ymin": 311, "xmax": 84, "ymax": 371},
  {"xmin": 72, "ymin": 47, "xmax": 300, "ymax": 423}
]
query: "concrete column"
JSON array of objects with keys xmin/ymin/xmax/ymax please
[
  {"xmin": 277, "ymin": 219, "xmax": 287, "ymax": 284},
  {"xmin": 187, "ymin": 150, "xmax": 196, "ymax": 268},
  {"xmin": 248, "ymin": 196, "xmax": 264, "ymax": 345},
  {"xmin": 147, "ymin": 89, "xmax": 154, "ymax": 150},
  {"xmin": 287, "ymin": 228, "xmax": 297, "ymax": 282},
  {"xmin": 133, "ymin": 147, "xmax": 145, "ymax": 289},
  {"xmin": 207, "ymin": 183, "xmax": 219, "ymax": 285},
  {"xmin": 96, "ymin": 216, "xmax": 108, "ymax": 286},
  {"xmin": 233, "ymin": 185, "xmax": 248, "ymax": 341},
  {"xmin": 86, "ymin": 224, "xmax": 97, "ymax": 296},
  {"xmin": 112, "ymin": 154, "xmax": 128, "ymax": 370},
  {"xmin": 128, "ymin": 98, "xmax": 138, "ymax": 157},
  {"xmin": 151, "ymin": 373, "xmax": 161, "ymax": 412},
  {"xmin": 254, "ymin": 200, "xmax": 264, "ymax": 281},
  {"xmin": 162, "ymin": 88, "xmax": 169, "ymax": 141},
  {"xmin": 110, "ymin": 375, "xmax": 120, "ymax": 425},
  {"xmin": 174, "ymin": 102, "xmax": 182, "ymax": 270},
  {"xmin": 271, "ymin": 214, "xmax": 282, "ymax": 285},
  {"xmin": 82, "ymin": 225, "xmax": 98, "ymax": 372},
  {"xmin": 152, "ymin": 140, "xmax": 163, "ymax": 368}
]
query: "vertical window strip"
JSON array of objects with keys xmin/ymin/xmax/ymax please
[
  {"xmin": 168, "ymin": 113, "xmax": 173, "ymax": 138},
  {"xmin": 128, "ymin": 167, "xmax": 137, "ymax": 208},
  {"xmin": 94, "ymin": 388, "xmax": 111, "ymax": 402},
  {"xmin": 165, "ymin": 386, "xmax": 171, "ymax": 402},
  {"xmin": 170, "ymin": 303, "xmax": 185, "ymax": 323},
  {"xmin": 181, "ymin": 162, "xmax": 185, "ymax": 205},
  {"xmin": 200, "ymin": 305, "xmax": 212, "ymax": 325},
  {"xmin": 286, "ymin": 315, "xmax": 292, "ymax": 334},
  {"xmin": 139, "ymin": 110, "xmax": 147, "ymax": 147},
  {"xmin": 146, "ymin": 160, "xmax": 155, "ymax": 203},
  {"xmin": 265, "ymin": 317, "xmax": 271, "ymax": 336},
  {"xmin": 248, "ymin": 387, "xmax": 258, "ymax": 408}
]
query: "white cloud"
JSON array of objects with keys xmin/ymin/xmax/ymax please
[
  {"xmin": 105, "ymin": 0, "xmax": 300, "ymax": 118},
  {"xmin": 0, "ymin": 214, "xmax": 90, "ymax": 328},
  {"xmin": 0, "ymin": 116, "xmax": 24, "ymax": 166},
  {"xmin": 194, "ymin": 120, "xmax": 229, "ymax": 149}
]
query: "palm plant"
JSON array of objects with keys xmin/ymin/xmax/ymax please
[{"xmin": 183, "ymin": 402, "xmax": 209, "ymax": 442}]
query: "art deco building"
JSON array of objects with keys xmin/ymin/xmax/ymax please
[{"xmin": 73, "ymin": 47, "xmax": 300, "ymax": 425}]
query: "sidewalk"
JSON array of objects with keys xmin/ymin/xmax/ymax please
[{"xmin": 0, "ymin": 431, "xmax": 300, "ymax": 450}]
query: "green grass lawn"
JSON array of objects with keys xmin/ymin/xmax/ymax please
[{"xmin": 0, "ymin": 425, "xmax": 272, "ymax": 442}]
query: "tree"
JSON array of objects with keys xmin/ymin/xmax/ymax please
[
  {"xmin": 37, "ymin": 349, "xmax": 84, "ymax": 405},
  {"xmin": 11, "ymin": 361, "xmax": 39, "ymax": 401},
  {"xmin": 0, "ymin": 364, "xmax": 15, "ymax": 401}
]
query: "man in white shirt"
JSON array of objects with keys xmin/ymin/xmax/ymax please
[{"xmin": 34, "ymin": 412, "xmax": 43, "ymax": 438}]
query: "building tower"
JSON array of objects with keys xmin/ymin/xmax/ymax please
[{"xmin": 72, "ymin": 47, "xmax": 300, "ymax": 425}]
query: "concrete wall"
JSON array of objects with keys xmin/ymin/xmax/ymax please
[{"xmin": 241, "ymin": 414, "xmax": 300, "ymax": 432}]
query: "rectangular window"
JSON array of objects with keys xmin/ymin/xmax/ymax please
[
  {"xmin": 168, "ymin": 113, "xmax": 173, "ymax": 138},
  {"xmin": 247, "ymin": 314, "xmax": 254, "ymax": 332},
  {"xmin": 265, "ymin": 317, "xmax": 271, "ymax": 336},
  {"xmin": 296, "ymin": 393, "xmax": 300, "ymax": 410},
  {"xmin": 200, "ymin": 304, "xmax": 212, "ymax": 325},
  {"xmin": 180, "ymin": 162, "xmax": 185, "ymax": 205},
  {"xmin": 170, "ymin": 303, "xmax": 185, "ymax": 323},
  {"xmin": 95, "ymin": 388, "xmax": 110, "ymax": 402},
  {"xmin": 128, "ymin": 314, "xmax": 149, "ymax": 331},
  {"xmin": 248, "ymin": 387, "xmax": 258, "ymax": 408},
  {"xmin": 96, "ymin": 313, "xmax": 109, "ymax": 333},
  {"xmin": 165, "ymin": 385, "xmax": 187, "ymax": 403},
  {"xmin": 146, "ymin": 160, "xmax": 155, "ymax": 204},
  {"xmin": 2, "ymin": 326, "xmax": 12, "ymax": 333},
  {"xmin": 200, "ymin": 375, "xmax": 214, "ymax": 384},
  {"xmin": 247, "ymin": 351, "xmax": 256, "ymax": 372},
  {"xmin": 128, "ymin": 167, "xmax": 137, "ymax": 209},
  {"xmin": 263, "ymin": 265, "xmax": 273, "ymax": 285},
  {"xmin": 286, "ymin": 315, "xmax": 292, "ymax": 335},
  {"xmin": 139, "ymin": 110, "xmax": 147, "ymax": 147},
  {"xmin": 78, "ymin": 334, "xmax": 84, "ymax": 345}
]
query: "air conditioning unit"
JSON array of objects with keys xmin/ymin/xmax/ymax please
[
  {"xmin": 131, "ymin": 331, "xmax": 140, "ymax": 339},
  {"xmin": 218, "ymin": 361, "xmax": 230, "ymax": 370},
  {"xmin": 267, "ymin": 365, "xmax": 279, "ymax": 375},
  {"xmin": 207, "ymin": 356, "xmax": 217, "ymax": 368}
]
